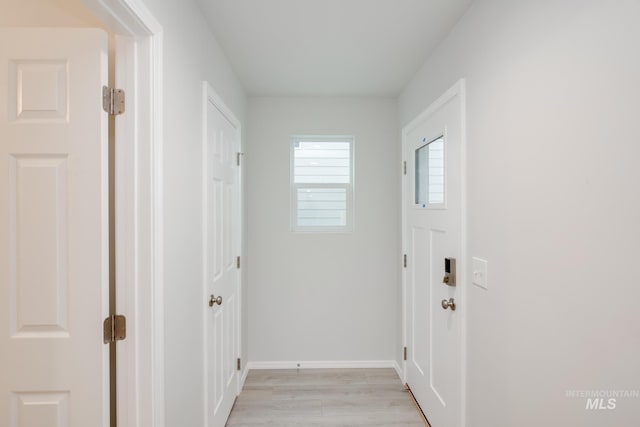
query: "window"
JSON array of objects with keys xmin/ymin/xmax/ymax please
[
  {"xmin": 415, "ymin": 135, "xmax": 445, "ymax": 207},
  {"xmin": 291, "ymin": 136, "xmax": 354, "ymax": 232}
]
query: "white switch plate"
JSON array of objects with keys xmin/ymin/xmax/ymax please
[{"xmin": 472, "ymin": 257, "xmax": 488, "ymax": 290}]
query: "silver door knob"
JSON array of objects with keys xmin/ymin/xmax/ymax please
[
  {"xmin": 441, "ymin": 298, "xmax": 456, "ymax": 311},
  {"xmin": 209, "ymin": 295, "xmax": 223, "ymax": 307}
]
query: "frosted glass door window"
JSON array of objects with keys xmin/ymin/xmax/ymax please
[{"xmin": 415, "ymin": 136, "xmax": 445, "ymax": 207}]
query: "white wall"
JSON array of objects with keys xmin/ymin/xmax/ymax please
[
  {"xmin": 129, "ymin": 0, "xmax": 247, "ymax": 425},
  {"xmin": 246, "ymin": 97, "xmax": 400, "ymax": 365},
  {"xmin": 399, "ymin": 1, "xmax": 640, "ymax": 426}
]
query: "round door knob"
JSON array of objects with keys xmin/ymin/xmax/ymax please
[
  {"xmin": 209, "ymin": 295, "xmax": 223, "ymax": 307},
  {"xmin": 441, "ymin": 298, "xmax": 456, "ymax": 311}
]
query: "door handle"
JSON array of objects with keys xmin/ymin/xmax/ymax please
[
  {"xmin": 441, "ymin": 298, "xmax": 456, "ymax": 311},
  {"xmin": 209, "ymin": 295, "xmax": 223, "ymax": 307}
]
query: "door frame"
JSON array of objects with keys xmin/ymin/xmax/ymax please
[
  {"xmin": 81, "ymin": 1, "xmax": 164, "ymax": 426},
  {"xmin": 401, "ymin": 79, "xmax": 467, "ymax": 427}
]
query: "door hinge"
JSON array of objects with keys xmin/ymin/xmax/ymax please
[
  {"xmin": 236, "ymin": 152, "xmax": 244, "ymax": 166},
  {"xmin": 236, "ymin": 256, "xmax": 241, "ymax": 269},
  {"xmin": 403, "ymin": 254, "xmax": 407, "ymax": 268},
  {"xmin": 404, "ymin": 346, "xmax": 407, "ymax": 361},
  {"xmin": 403, "ymin": 161, "xmax": 407, "ymax": 175},
  {"xmin": 237, "ymin": 358, "xmax": 242, "ymax": 371},
  {"xmin": 102, "ymin": 86, "xmax": 125, "ymax": 116},
  {"xmin": 103, "ymin": 314, "xmax": 126, "ymax": 344}
]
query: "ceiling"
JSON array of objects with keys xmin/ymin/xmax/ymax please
[{"xmin": 197, "ymin": 0, "xmax": 473, "ymax": 96}]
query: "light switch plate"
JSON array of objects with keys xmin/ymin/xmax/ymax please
[{"xmin": 472, "ymin": 257, "xmax": 488, "ymax": 290}]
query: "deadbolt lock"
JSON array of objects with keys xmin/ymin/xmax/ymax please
[{"xmin": 443, "ymin": 257, "xmax": 456, "ymax": 286}]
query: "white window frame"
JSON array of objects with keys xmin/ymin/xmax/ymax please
[{"xmin": 290, "ymin": 135, "xmax": 354, "ymax": 232}]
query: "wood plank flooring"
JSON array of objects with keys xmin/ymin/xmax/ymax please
[{"xmin": 226, "ymin": 368, "xmax": 427, "ymax": 427}]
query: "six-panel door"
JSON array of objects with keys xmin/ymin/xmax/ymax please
[
  {"xmin": 203, "ymin": 83, "xmax": 241, "ymax": 427},
  {"xmin": 0, "ymin": 28, "xmax": 110, "ymax": 427}
]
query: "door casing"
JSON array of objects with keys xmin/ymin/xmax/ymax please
[
  {"xmin": 401, "ymin": 79, "xmax": 468, "ymax": 427},
  {"xmin": 81, "ymin": 1, "xmax": 164, "ymax": 426}
]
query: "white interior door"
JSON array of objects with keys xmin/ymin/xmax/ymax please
[
  {"xmin": 0, "ymin": 28, "xmax": 109, "ymax": 426},
  {"xmin": 404, "ymin": 81, "xmax": 465, "ymax": 427},
  {"xmin": 203, "ymin": 82, "xmax": 241, "ymax": 427}
]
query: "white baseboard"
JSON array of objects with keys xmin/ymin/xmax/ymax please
[
  {"xmin": 392, "ymin": 360, "xmax": 403, "ymax": 381},
  {"xmin": 239, "ymin": 365, "xmax": 249, "ymax": 389},
  {"xmin": 245, "ymin": 360, "xmax": 398, "ymax": 370}
]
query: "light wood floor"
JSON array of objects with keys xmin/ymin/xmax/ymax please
[{"xmin": 225, "ymin": 368, "xmax": 427, "ymax": 427}]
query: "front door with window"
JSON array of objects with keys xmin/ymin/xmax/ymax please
[{"xmin": 404, "ymin": 80, "xmax": 466, "ymax": 427}]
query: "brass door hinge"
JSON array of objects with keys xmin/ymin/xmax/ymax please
[
  {"xmin": 404, "ymin": 254, "xmax": 407, "ymax": 268},
  {"xmin": 103, "ymin": 314, "xmax": 126, "ymax": 344},
  {"xmin": 102, "ymin": 86, "xmax": 125, "ymax": 116},
  {"xmin": 236, "ymin": 256, "xmax": 241, "ymax": 269},
  {"xmin": 237, "ymin": 358, "xmax": 241, "ymax": 371},
  {"xmin": 237, "ymin": 152, "xmax": 244, "ymax": 166},
  {"xmin": 404, "ymin": 346, "xmax": 407, "ymax": 361},
  {"xmin": 403, "ymin": 161, "xmax": 407, "ymax": 175}
]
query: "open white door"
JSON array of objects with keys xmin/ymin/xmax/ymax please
[
  {"xmin": 0, "ymin": 28, "xmax": 109, "ymax": 426},
  {"xmin": 202, "ymin": 82, "xmax": 241, "ymax": 427},
  {"xmin": 404, "ymin": 80, "xmax": 465, "ymax": 427}
]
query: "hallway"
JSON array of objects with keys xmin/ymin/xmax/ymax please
[{"xmin": 1, "ymin": 1, "xmax": 639, "ymax": 426}]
